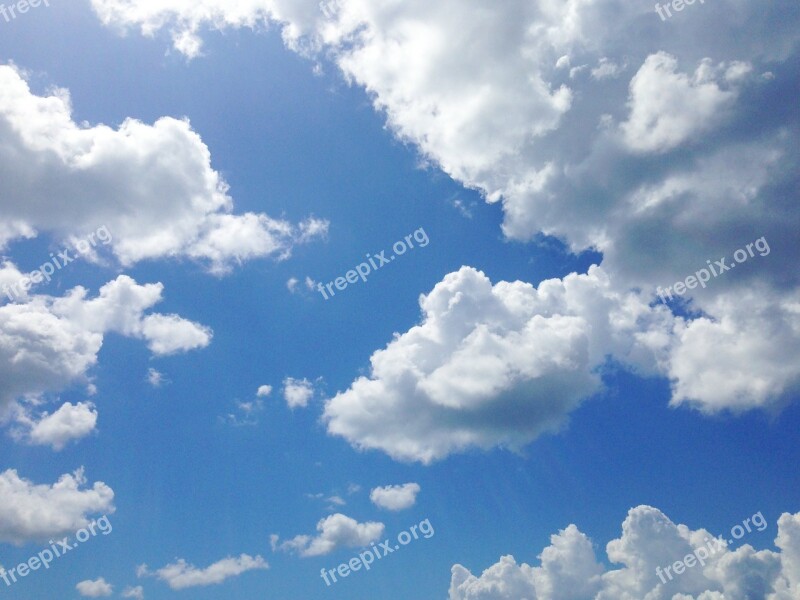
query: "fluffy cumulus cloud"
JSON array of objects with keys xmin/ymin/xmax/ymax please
[
  {"xmin": 0, "ymin": 65, "xmax": 327, "ymax": 273},
  {"xmin": 449, "ymin": 506, "xmax": 800, "ymax": 600},
  {"xmin": 76, "ymin": 578, "xmax": 113, "ymax": 597},
  {"xmin": 139, "ymin": 554, "xmax": 268, "ymax": 590},
  {"xmin": 88, "ymin": 0, "xmax": 800, "ymax": 423},
  {"xmin": 324, "ymin": 266, "xmax": 674, "ymax": 463},
  {"xmin": 0, "ymin": 275, "xmax": 211, "ymax": 411},
  {"xmin": 0, "ymin": 467, "xmax": 114, "ymax": 544},
  {"xmin": 12, "ymin": 401, "xmax": 98, "ymax": 450},
  {"xmin": 370, "ymin": 483, "xmax": 421, "ymax": 511},
  {"xmin": 283, "ymin": 377, "xmax": 315, "ymax": 409},
  {"xmin": 271, "ymin": 513, "xmax": 384, "ymax": 557}
]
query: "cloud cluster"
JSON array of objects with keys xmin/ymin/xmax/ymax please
[
  {"xmin": 0, "ymin": 275, "xmax": 211, "ymax": 410},
  {"xmin": 139, "ymin": 554, "xmax": 268, "ymax": 590},
  {"xmin": 0, "ymin": 467, "xmax": 114, "ymax": 544},
  {"xmin": 449, "ymin": 506, "xmax": 800, "ymax": 600},
  {"xmin": 88, "ymin": 0, "xmax": 800, "ymax": 457},
  {"xmin": 0, "ymin": 65, "xmax": 327, "ymax": 273},
  {"xmin": 271, "ymin": 513, "xmax": 385, "ymax": 557}
]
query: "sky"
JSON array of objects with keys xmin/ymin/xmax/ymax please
[{"xmin": 0, "ymin": 1, "xmax": 798, "ymax": 599}]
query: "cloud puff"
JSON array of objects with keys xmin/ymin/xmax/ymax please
[
  {"xmin": 140, "ymin": 554, "xmax": 267, "ymax": 590},
  {"xmin": 283, "ymin": 377, "xmax": 315, "ymax": 409},
  {"xmin": 370, "ymin": 483, "xmax": 421, "ymax": 511},
  {"xmin": 0, "ymin": 65, "xmax": 327, "ymax": 272},
  {"xmin": 256, "ymin": 385, "xmax": 273, "ymax": 397},
  {"xmin": 76, "ymin": 578, "xmax": 113, "ymax": 597},
  {"xmin": 449, "ymin": 506, "xmax": 800, "ymax": 600},
  {"xmin": 324, "ymin": 266, "xmax": 673, "ymax": 463},
  {"xmin": 12, "ymin": 401, "xmax": 98, "ymax": 450},
  {"xmin": 121, "ymin": 586, "xmax": 144, "ymax": 599},
  {"xmin": 0, "ymin": 274, "xmax": 211, "ymax": 409},
  {"xmin": 0, "ymin": 467, "xmax": 114, "ymax": 544},
  {"xmin": 271, "ymin": 513, "xmax": 384, "ymax": 557}
]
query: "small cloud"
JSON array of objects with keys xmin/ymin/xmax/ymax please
[
  {"xmin": 221, "ymin": 399, "xmax": 264, "ymax": 427},
  {"xmin": 591, "ymin": 57, "xmax": 626, "ymax": 80},
  {"xmin": 11, "ymin": 401, "xmax": 98, "ymax": 451},
  {"xmin": 76, "ymin": 577, "xmax": 113, "ymax": 597},
  {"xmin": 271, "ymin": 514, "xmax": 384, "ymax": 557},
  {"xmin": 256, "ymin": 385, "xmax": 272, "ymax": 398},
  {"xmin": 141, "ymin": 555, "xmax": 267, "ymax": 590},
  {"xmin": 122, "ymin": 585, "xmax": 144, "ymax": 599},
  {"xmin": 347, "ymin": 483, "xmax": 361, "ymax": 495},
  {"xmin": 287, "ymin": 277, "xmax": 300, "ymax": 293},
  {"xmin": 282, "ymin": 377, "xmax": 315, "ymax": 409},
  {"xmin": 447, "ymin": 196, "xmax": 476, "ymax": 219},
  {"xmin": 147, "ymin": 368, "xmax": 167, "ymax": 388},
  {"xmin": 370, "ymin": 483, "xmax": 421, "ymax": 511}
]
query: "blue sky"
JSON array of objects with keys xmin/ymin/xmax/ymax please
[{"xmin": 0, "ymin": 2, "xmax": 798, "ymax": 599}]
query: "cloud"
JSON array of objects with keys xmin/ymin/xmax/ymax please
[
  {"xmin": 0, "ymin": 467, "xmax": 114, "ymax": 544},
  {"xmin": 256, "ymin": 385, "xmax": 272, "ymax": 397},
  {"xmin": 76, "ymin": 578, "xmax": 113, "ymax": 597},
  {"xmin": 271, "ymin": 513, "xmax": 384, "ymax": 557},
  {"xmin": 370, "ymin": 483, "xmax": 421, "ymax": 511},
  {"xmin": 221, "ymin": 399, "xmax": 264, "ymax": 427},
  {"xmin": 147, "ymin": 368, "xmax": 165, "ymax": 388},
  {"xmin": 141, "ymin": 554, "xmax": 267, "ymax": 590},
  {"xmin": 449, "ymin": 506, "xmax": 800, "ymax": 600},
  {"xmin": 0, "ymin": 275, "xmax": 211, "ymax": 409},
  {"xmin": 283, "ymin": 377, "xmax": 315, "ymax": 409},
  {"xmin": 324, "ymin": 266, "xmax": 673, "ymax": 463},
  {"xmin": 0, "ymin": 65, "xmax": 327, "ymax": 273},
  {"xmin": 12, "ymin": 401, "xmax": 98, "ymax": 450},
  {"xmin": 121, "ymin": 586, "xmax": 144, "ymax": 599}
]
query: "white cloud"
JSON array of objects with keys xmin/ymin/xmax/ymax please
[
  {"xmin": 449, "ymin": 506, "xmax": 800, "ymax": 600},
  {"xmin": 283, "ymin": 377, "xmax": 315, "ymax": 409},
  {"xmin": 0, "ymin": 65, "xmax": 327, "ymax": 272},
  {"xmin": 221, "ymin": 399, "xmax": 264, "ymax": 427},
  {"xmin": 272, "ymin": 513, "xmax": 384, "ymax": 557},
  {"xmin": 256, "ymin": 385, "xmax": 272, "ymax": 397},
  {"xmin": 325, "ymin": 266, "xmax": 673, "ymax": 463},
  {"xmin": 143, "ymin": 554, "xmax": 267, "ymax": 590},
  {"xmin": 76, "ymin": 578, "xmax": 113, "ymax": 597},
  {"xmin": 0, "ymin": 467, "xmax": 114, "ymax": 544},
  {"xmin": 13, "ymin": 401, "xmax": 98, "ymax": 450},
  {"xmin": 286, "ymin": 277, "xmax": 300, "ymax": 293},
  {"xmin": 0, "ymin": 275, "xmax": 211, "ymax": 409},
  {"xmin": 370, "ymin": 483, "xmax": 421, "ymax": 511},
  {"xmin": 147, "ymin": 368, "xmax": 165, "ymax": 387},
  {"xmin": 121, "ymin": 586, "xmax": 144, "ymax": 600}
]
